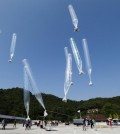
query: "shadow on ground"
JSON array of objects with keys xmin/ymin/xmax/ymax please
[{"xmin": 0, "ymin": 128, "xmax": 18, "ymax": 130}]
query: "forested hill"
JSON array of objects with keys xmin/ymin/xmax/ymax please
[{"xmin": 0, "ymin": 87, "xmax": 120, "ymax": 121}]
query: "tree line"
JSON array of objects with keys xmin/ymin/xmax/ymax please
[{"xmin": 0, "ymin": 87, "xmax": 120, "ymax": 121}]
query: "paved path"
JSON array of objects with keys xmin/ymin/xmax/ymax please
[{"xmin": 0, "ymin": 124, "xmax": 120, "ymax": 134}]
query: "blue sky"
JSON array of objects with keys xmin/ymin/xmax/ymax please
[{"xmin": 0, "ymin": 0, "xmax": 120, "ymax": 101}]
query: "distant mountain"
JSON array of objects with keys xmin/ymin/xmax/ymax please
[{"xmin": 0, "ymin": 87, "xmax": 120, "ymax": 121}]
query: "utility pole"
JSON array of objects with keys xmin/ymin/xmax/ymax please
[{"xmin": 77, "ymin": 110, "xmax": 81, "ymax": 119}]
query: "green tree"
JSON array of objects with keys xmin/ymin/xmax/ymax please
[
  {"xmin": 109, "ymin": 114, "xmax": 112, "ymax": 119},
  {"xmin": 113, "ymin": 113, "xmax": 119, "ymax": 119},
  {"xmin": 0, "ymin": 88, "xmax": 120, "ymax": 121}
]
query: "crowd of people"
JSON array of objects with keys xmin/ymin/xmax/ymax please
[
  {"xmin": 82, "ymin": 118, "xmax": 115, "ymax": 131},
  {"xmin": 0, "ymin": 118, "xmax": 114, "ymax": 131},
  {"xmin": 23, "ymin": 119, "xmax": 32, "ymax": 130},
  {"xmin": 83, "ymin": 118, "xmax": 96, "ymax": 131}
]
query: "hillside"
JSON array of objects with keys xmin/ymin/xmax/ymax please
[{"xmin": 0, "ymin": 87, "xmax": 120, "ymax": 121}]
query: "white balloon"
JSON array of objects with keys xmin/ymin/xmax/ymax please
[
  {"xmin": 22, "ymin": 59, "xmax": 48, "ymax": 116},
  {"xmin": 70, "ymin": 37, "xmax": 84, "ymax": 75},
  {"xmin": 82, "ymin": 39, "xmax": 93, "ymax": 86},
  {"xmin": 63, "ymin": 47, "xmax": 73, "ymax": 102},
  {"xmin": 68, "ymin": 4, "xmax": 78, "ymax": 32},
  {"xmin": 9, "ymin": 33, "xmax": 17, "ymax": 63},
  {"xmin": 23, "ymin": 67, "xmax": 30, "ymax": 117}
]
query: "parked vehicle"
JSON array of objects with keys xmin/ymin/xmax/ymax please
[
  {"xmin": 73, "ymin": 119, "xmax": 84, "ymax": 126},
  {"xmin": 111, "ymin": 119, "xmax": 120, "ymax": 125},
  {"xmin": 112, "ymin": 119, "xmax": 118, "ymax": 125},
  {"xmin": 117, "ymin": 119, "xmax": 120, "ymax": 125}
]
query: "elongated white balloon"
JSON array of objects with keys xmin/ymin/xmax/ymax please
[
  {"xmin": 67, "ymin": 53, "xmax": 73, "ymax": 86},
  {"xmin": 63, "ymin": 57, "xmax": 72, "ymax": 102},
  {"xmin": 22, "ymin": 59, "xmax": 47, "ymax": 116},
  {"xmin": 64, "ymin": 47, "xmax": 69, "ymax": 61},
  {"xmin": 24, "ymin": 89, "xmax": 30, "ymax": 118},
  {"xmin": 68, "ymin": 4, "xmax": 78, "ymax": 32},
  {"xmin": 70, "ymin": 38, "xmax": 84, "ymax": 75},
  {"xmin": 63, "ymin": 47, "xmax": 70, "ymax": 102},
  {"xmin": 63, "ymin": 48, "xmax": 73, "ymax": 102},
  {"xmin": 35, "ymin": 93, "xmax": 45, "ymax": 110},
  {"xmin": 9, "ymin": 33, "xmax": 17, "ymax": 63},
  {"xmin": 64, "ymin": 48, "xmax": 73, "ymax": 85},
  {"xmin": 82, "ymin": 39, "xmax": 93, "ymax": 86},
  {"xmin": 24, "ymin": 67, "xmax": 30, "ymax": 92},
  {"xmin": 23, "ymin": 68, "xmax": 30, "ymax": 118},
  {"xmin": 64, "ymin": 47, "xmax": 73, "ymax": 83}
]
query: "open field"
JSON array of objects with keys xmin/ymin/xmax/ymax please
[{"xmin": 0, "ymin": 123, "xmax": 120, "ymax": 134}]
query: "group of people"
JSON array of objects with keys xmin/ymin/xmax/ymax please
[
  {"xmin": 83, "ymin": 118, "xmax": 96, "ymax": 131},
  {"xmin": 36, "ymin": 120, "xmax": 47, "ymax": 128},
  {"xmin": 23, "ymin": 119, "xmax": 32, "ymax": 130},
  {"xmin": 23, "ymin": 119, "xmax": 47, "ymax": 130},
  {"xmin": 1, "ymin": 119, "xmax": 17, "ymax": 130}
]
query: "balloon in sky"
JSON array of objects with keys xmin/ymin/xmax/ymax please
[
  {"xmin": 22, "ymin": 59, "xmax": 48, "ymax": 116},
  {"xmin": 9, "ymin": 33, "xmax": 17, "ymax": 63},
  {"xmin": 68, "ymin": 4, "xmax": 78, "ymax": 32},
  {"xmin": 63, "ymin": 47, "xmax": 73, "ymax": 102},
  {"xmin": 64, "ymin": 47, "xmax": 73, "ymax": 86},
  {"xmin": 23, "ymin": 67, "xmax": 30, "ymax": 118},
  {"xmin": 64, "ymin": 46, "xmax": 69, "ymax": 61},
  {"xmin": 24, "ymin": 89, "xmax": 30, "ymax": 118},
  {"xmin": 82, "ymin": 39, "xmax": 93, "ymax": 86},
  {"xmin": 70, "ymin": 37, "xmax": 84, "ymax": 75}
]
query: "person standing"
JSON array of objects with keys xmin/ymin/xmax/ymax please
[
  {"xmin": 25, "ymin": 119, "xmax": 29, "ymax": 130},
  {"xmin": 90, "ymin": 119, "xmax": 94, "ymax": 128},
  {"xmin": 13, "ymin": 120, "xmax": 16, "ymax": 128},
  {"xmin": 2, "ymin": 119, "xmax": 6, "ymax": 130},
  {"xmin": 109, "ymin": 119, "xmax": 112, "ymax": 129},
  {"xmin": 83, "ymin": 118, "xmax": 87, "ymax": 131},
  {"xmin": 93, "ymin": 119, "xmax": 97, "ymax": 131},
  {"xmin": 40, "ymin": 120, "xmax": 43, "ymax": 128}
]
